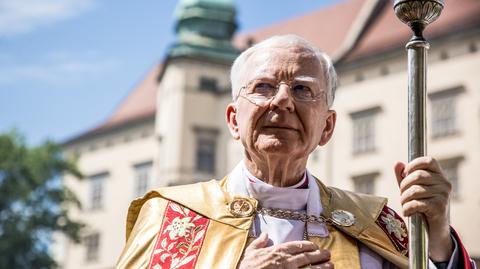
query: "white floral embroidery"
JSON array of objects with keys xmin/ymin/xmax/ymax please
[
  {"xmin": 164, "ymin": 216, "xmax": 195, "ymax": 240},
  {"xmin": 381, "ymin": 213, "xmax": 407, "ymax": 240},
  {"xmin": 154, "ymin": 203, "xmax": 207, "ymax": 269}
]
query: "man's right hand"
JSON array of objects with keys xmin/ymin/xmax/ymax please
[{"xmin": 238, "ymin": 233, "xmax": 333, "ymax": 269}]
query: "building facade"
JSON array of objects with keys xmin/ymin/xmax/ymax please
[{"xmin": 59, "ymin": 0, "xmax": 480, "ymax": 268}]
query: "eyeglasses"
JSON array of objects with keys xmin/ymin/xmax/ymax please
[{"xmin": 236, "ymin": 79, "xmax": 326, "ymax": 106}]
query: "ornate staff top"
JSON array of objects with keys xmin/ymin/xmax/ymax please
[{"xmin": 393, "ymin": 0, "xmax": 445, "ymax": 40}]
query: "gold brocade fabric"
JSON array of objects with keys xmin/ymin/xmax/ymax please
[
  {"xmin": 309, "ymin": 231, "xmax": 361, "ymax": 269},
  {"xmin": 116, "ymin": 178, "xmax": 408, "ymax": 269},
  {"xmin": 117, "ymin": 198, "xmax": 169, "ymax": 269}
]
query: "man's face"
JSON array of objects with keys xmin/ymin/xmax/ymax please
[{"xmin": 226, "ymin": 45, "xmax": 336, "ymax": 161}]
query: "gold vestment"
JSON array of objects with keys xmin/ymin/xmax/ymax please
[{"xmin": 116, "ymin": 177, "xmax": 408, "ymax": 269}]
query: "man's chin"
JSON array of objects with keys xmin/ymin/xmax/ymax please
[{"xmin": 255, "ymin": 138, "xmax": 298, "ymax": 154}]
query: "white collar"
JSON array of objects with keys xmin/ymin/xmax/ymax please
[
  {"xmin": 226, "ymin": 161, "xmax": 329, "ymax": 237},
  {"xmin": 243, "ymin": 162, "xmax": 310, "ymax": 210}
]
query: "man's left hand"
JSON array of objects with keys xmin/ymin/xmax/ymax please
[{"xmin": 394, "ymin": 156, "xmax": 453, "ymax": 262}]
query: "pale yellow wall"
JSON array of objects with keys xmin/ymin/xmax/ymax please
[
  {"xmin": 156, "ymin": 57, "xmax": 238, "ymax": 185},
  {"xmin": 428, "ymin": 51, "xmax": 480, "ymax": 257},
  {"xmin": 156, "ymin": 61, "xmax": 187, "ymax": 185},
  {"xmin": 329, "ymin": 61, "xmax": 408, "ymax": 213},
  {"xmin": 60, "ymin": 120, "xmax": 157, "ymax": 269}
]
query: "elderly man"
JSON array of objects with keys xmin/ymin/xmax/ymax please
[{"xmin": 116, "ymin": 35, "xmax": 474, "ymax": 269}]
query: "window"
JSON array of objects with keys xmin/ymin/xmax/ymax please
[
  {"xmin": 439, "ymin": 157, "xmax": 463, "ymax": 199},
  {"xmin": 84, "ymin": 232, "xmax": 100, "ymax": 262},
  {"xmin": 199, "ymin": 76, "xmax": 218, "ymax": 93},
  {"xmin": 194, "ymin": 127, "xmax": 219, "ymax": 174},
  {"xmin": 352, "ymin": 172, "xmax": 379, "ymax": 195},
  {"xmin": 351, "ymin": 107, "xmax": 380, "ymax": 155},
  {"xmin": 89, "ymin": 173, "xmax": 107, "ymax": 210},
  {"xmin": 134, "ymin": 162, "xmax": 152, "ymax": 197},
  {"xmin": 430, "ymin": 87, "xmax": 462, "ymax": 138}
]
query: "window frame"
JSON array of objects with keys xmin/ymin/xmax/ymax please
[
  {"xmin": 84, "ymin": 232, "xmax": 100, "ymax": 263},
  {"xmin": 193, "ymin": 127, "xmax": 219, "ymax": 174},
  {"xmin": 199, "ymin": 76, "xmax": 219, "ymax": 93},
  {"xmin": 89, "ymin": 172, "xmax": 108, "ymax": 211},
  {"xmin": 351, "ymin": 172, "xmax": 380, "ymax": 195},
  {"xmin": 133, "ymin": 161, "xmax": 153, "ymax": 198},
  {"xmin": 350, "ymin": 107, "xmax": 381, "ymax": 155},
  {"xmin": 439, "ymin": 156, "xmax": 463, "ymax": 200},
  {"xmin": 428, "ymin": 86, "xmax": 464, "ymax": 139}
]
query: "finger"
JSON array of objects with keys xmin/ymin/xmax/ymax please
[
  {"xmin": 401, "ymin": 197, "xmax": 448, "ymax": 217},
  {"xmin": 398, "ymin": 170, "xmax": 439, "ymax": 193},
  {"xmin": 275, "ymin": 240, "xmax": 319, "ymax": 255},
  {"xmin": 289, "ymin": 249, "xmax": 331, "ymax": 268},
  {"xmin": 246, "ymin": 232, "xmax": 269, "ymax": 250},
  {"xmin": 400, "ymin": 184, "xmax": 444, "ymax": 205},
  {"xmin": 402, "ymin": 198, "xmax": 450, "ymax": 230},
  {"xmin": 404, "ymin": 156, "xmax": 442, "ymax": 175},
  {"xmin": 394, "ymin": 161, "xmax": 406, "ymax": 187},
  {"xmin": 402, "ymin": 198, "xmax": 428, "ymax": 217}
]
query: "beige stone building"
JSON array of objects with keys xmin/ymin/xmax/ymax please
[{"xmin": 58, "ymin": 0, "xmax": 480, "ymax": 268}]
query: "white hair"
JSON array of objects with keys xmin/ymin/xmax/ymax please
[{"xmin": 230, "ymin": 35, "xmax": 337, "ymax": 107}]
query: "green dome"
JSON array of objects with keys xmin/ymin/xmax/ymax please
[
  {"xmin": 177, "ymin": 0, "xmax": 235, "ymax": 10},
  {"xmin": 168, "ymin": 0, "xmax": 239, "ymax": 62}
]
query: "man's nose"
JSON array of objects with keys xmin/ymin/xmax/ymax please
[{"xmin": 269, "ymin": 84, "xmax": 295, "ymax": 112}]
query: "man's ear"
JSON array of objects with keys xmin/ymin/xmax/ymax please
[
  {"xmin": 226, "ymin": 103, "xmax": 240, "ymax": 140},
  {"xmin": 319, "ymin": 110, "xmax": 336, "ymax": 146}
]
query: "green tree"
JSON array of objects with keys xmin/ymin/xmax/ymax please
[{"xmin": 0, "ymin": 131, "xmax": 84, "ymax": 269}]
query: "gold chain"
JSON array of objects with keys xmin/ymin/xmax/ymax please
[{"xmin": 257, "ymin": 206, "xmax": 332, "ymax": 225}]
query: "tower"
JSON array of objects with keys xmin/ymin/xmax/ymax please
[
  {"xmin": 170, "ymin": 0, "xmax": 238, "ymax": 61},
  {"xmin": 156, "ymin": 0, "xmax": 240, "ymax": 186}
]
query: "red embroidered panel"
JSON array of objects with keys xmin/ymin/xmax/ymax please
[
  {"xmin": 148, "ymin": 201, "xmax": 210, "ymax": 269},
  {"xmin": 375, "ymin": 205, "xmax": 408, "ymax": 255}
]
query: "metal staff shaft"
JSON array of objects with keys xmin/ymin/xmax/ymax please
[
  {"xmin": 393, "ymin": 1, "xmax": 444, "ymax": 268},
  {"xmin": 407, "ymin": 39, "xmax": 430, "ymax": 269}
]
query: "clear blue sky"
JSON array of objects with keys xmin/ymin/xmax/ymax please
[{"xmin": 0, "ymin": 0, "xmax": 343, "ymax": 145}]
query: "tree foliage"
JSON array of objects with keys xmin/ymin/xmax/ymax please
[{"xmin": 0, "ymin": 131, "xmax": 84, "ymax": 269}]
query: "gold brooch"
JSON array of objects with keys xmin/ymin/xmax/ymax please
[
  {"xmin": 228, "ymin": 198, "xmax": 255, "ymax": 217},
  {"xmin": 330, "ymin": 209, "xmax": 356, "ymax": 227}
]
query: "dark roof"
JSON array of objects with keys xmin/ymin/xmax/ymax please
[
  {"xmin": 341, "ymin": 0, "xmax": 480, "ymax": 62},
  {"xmin": 235, "ymin": 0, "xmax": 367, "ymax": 56}
]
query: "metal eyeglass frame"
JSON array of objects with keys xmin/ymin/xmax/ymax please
[{"xmin": 235, "ymin": 80, "xmax": 326, "ymax": 106}]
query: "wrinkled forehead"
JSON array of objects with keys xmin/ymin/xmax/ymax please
[{"xmin": 241, "ymin": 46, "xmax": 324, "ymax": 83}]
